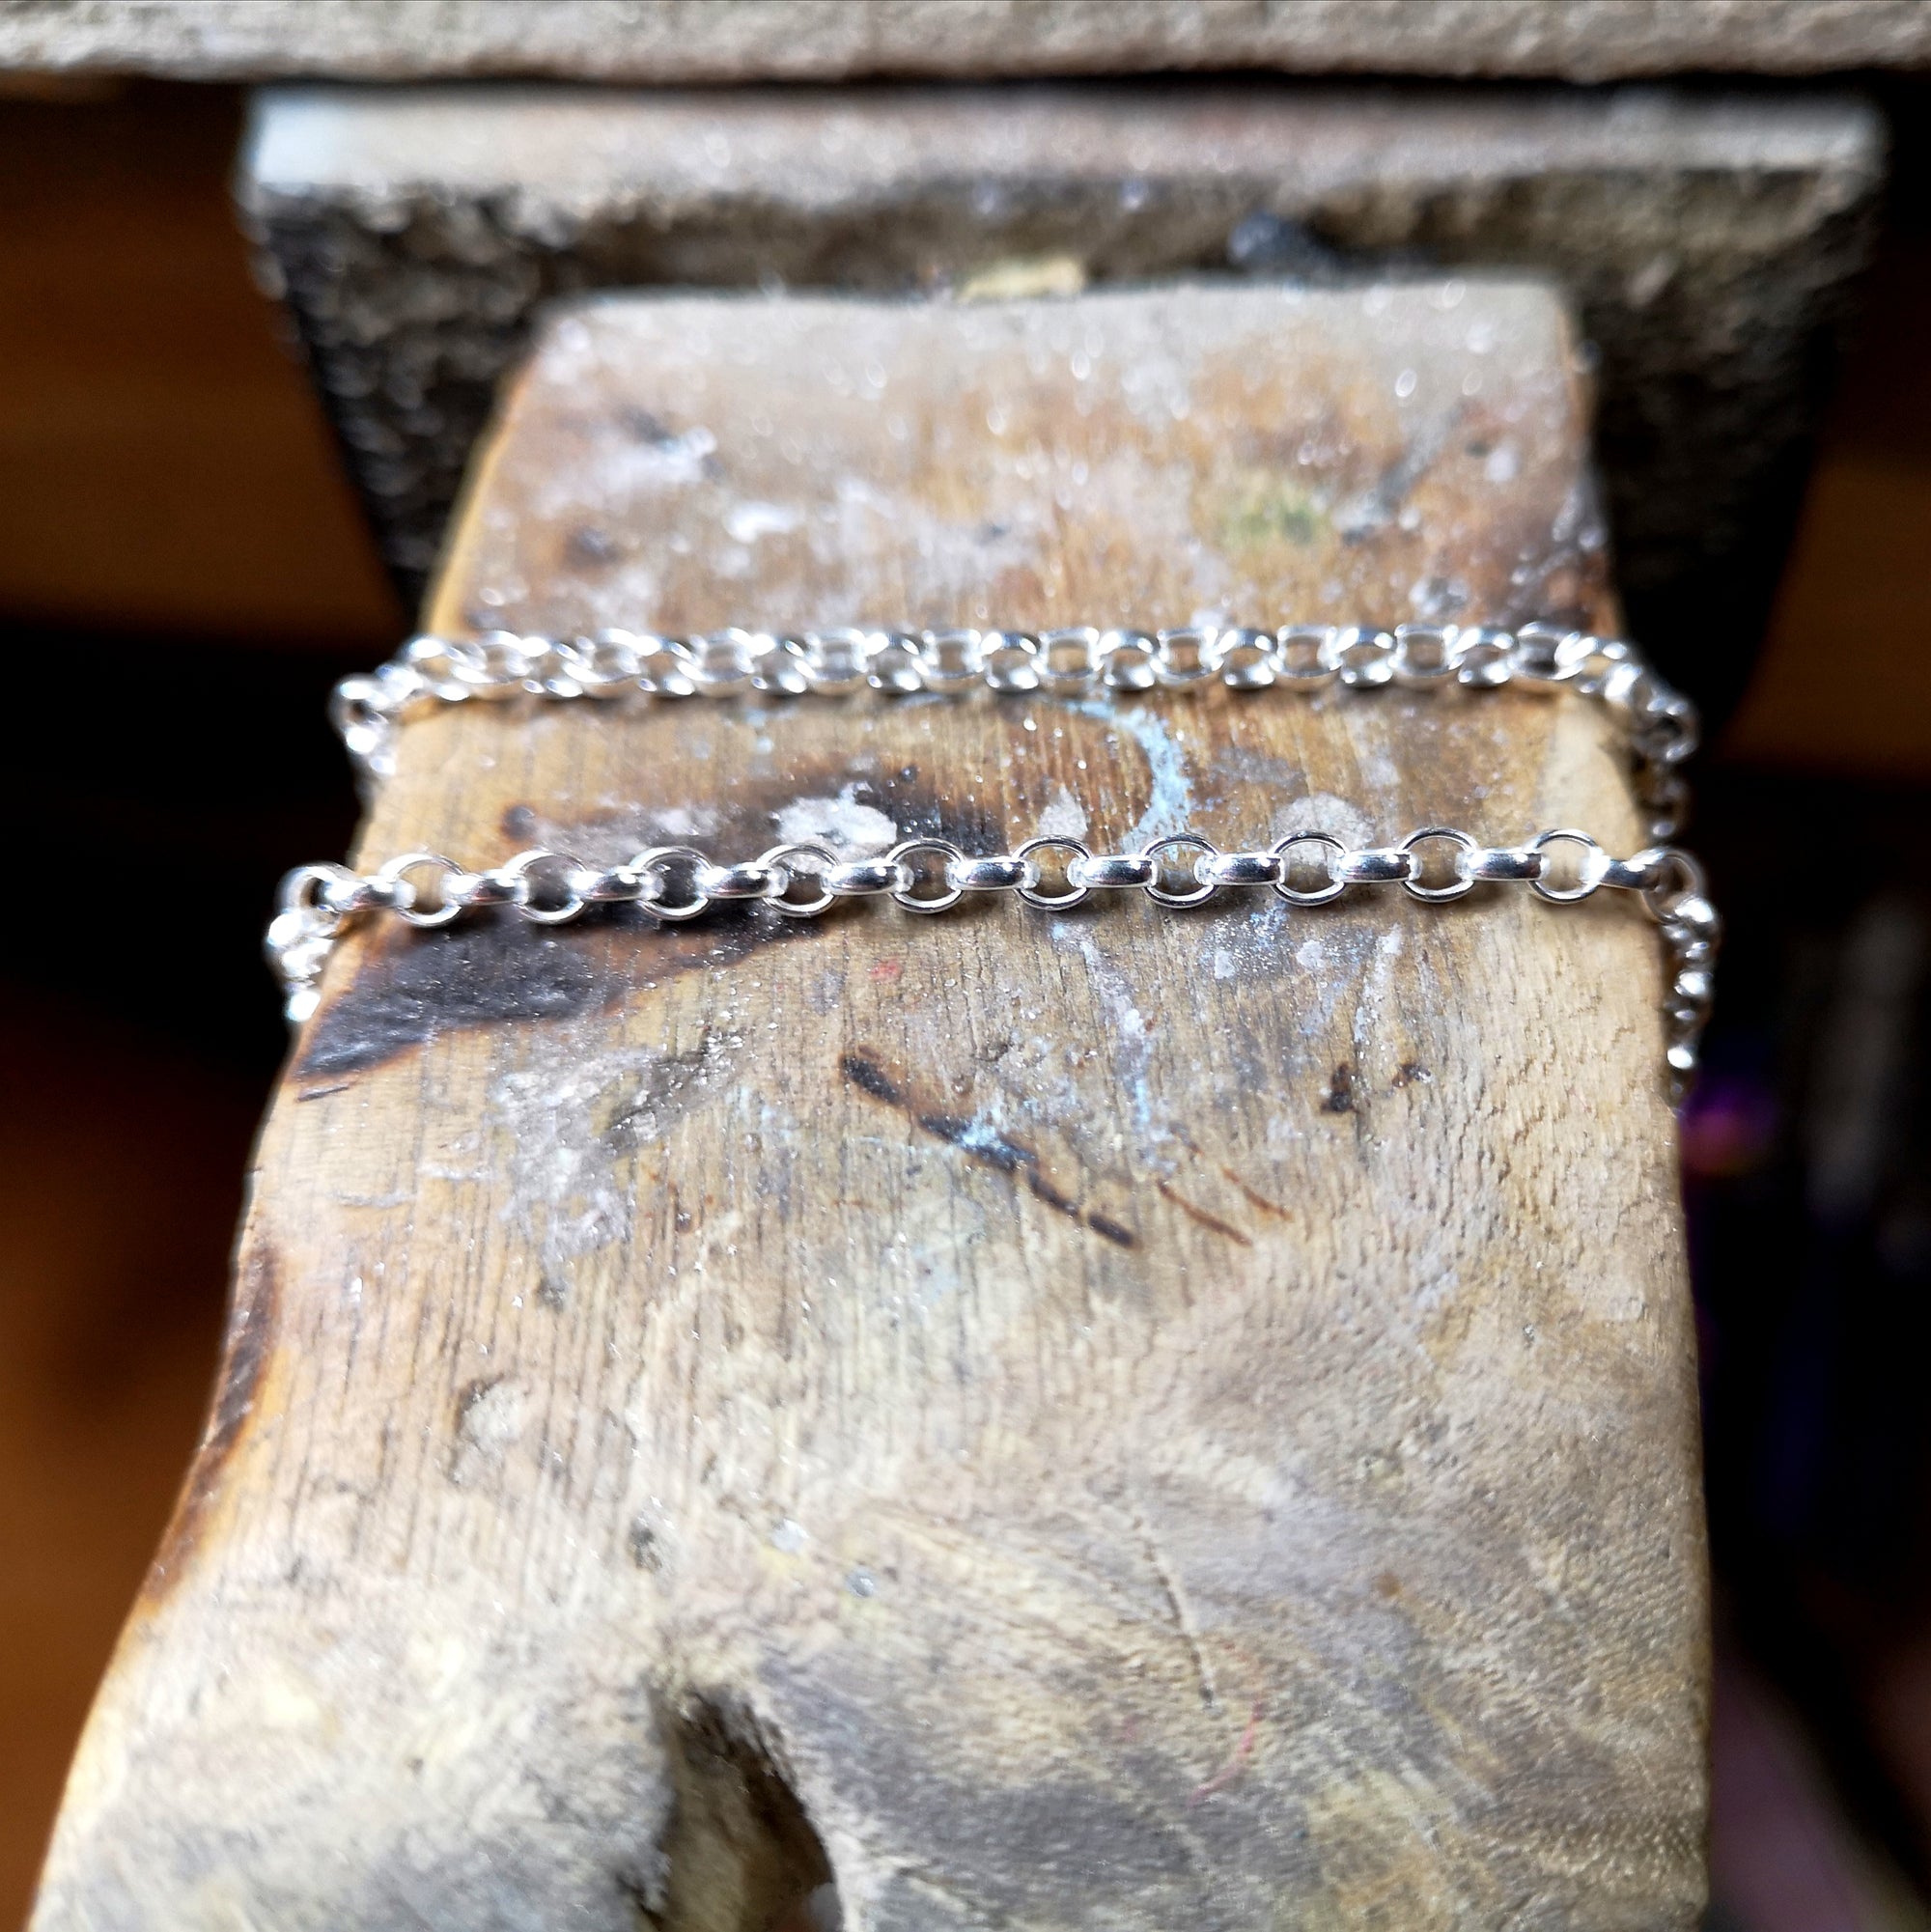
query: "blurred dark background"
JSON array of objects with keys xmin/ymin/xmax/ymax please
[{"xmin": 3, "ymin": 70, "xmax": 1931, "ymax": 1932}]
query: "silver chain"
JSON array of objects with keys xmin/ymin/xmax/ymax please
[
  {"xmin": 295, "ymin": 618, "xmax": 1714, "ymax": 1098},
  {"xmin": 331, "ymin": 621, "xmax": 1697, "ymax": 842},
  {"xmin": 267, "ymin": 824, "xmax": 1719, "ymax": 1101}
]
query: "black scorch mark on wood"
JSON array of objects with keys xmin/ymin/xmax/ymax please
[
  {"xmin": 296, "ymin": 918, "xmax": 616, "ymax": 1078},
  {"xmin": 628, "ymin": 1518, "xmax": 662, "ymax": 1572},
  {"xmin": 294, "ymin": 908, "xmax": 812, "ymax": 1080},
  {"xmin": 1083, "ymin": 1210, "xmax": 1138, "ymax": 1248},
  {"xmin": 145, "ymin": 1243, "xmax": 280, "ymax": 1602},
  {"xmin": 841, "ymin": 1049, "xmax": 1136, "ymax": 1246},
  {"xmin": 295, "ymin": 758, "xmax": 995, "ymax": 1082}
]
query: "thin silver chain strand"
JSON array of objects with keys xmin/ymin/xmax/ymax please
[
  {"xmin": 331, "ymin": 621, "xmax": 1698, "ymax": 842},
  {"xmin": 267, "ymin": 826, "xmax": 1720, "ymax": 1101}
]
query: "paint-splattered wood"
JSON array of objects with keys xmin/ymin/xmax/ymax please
[{"xmin": 35, "ymin": 286, "xmax": 1707, "ymax": 1930}]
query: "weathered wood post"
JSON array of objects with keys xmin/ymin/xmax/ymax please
[{"xmin": 32, "ymin": 283, "xmax": 1707, "ymax": 1928}]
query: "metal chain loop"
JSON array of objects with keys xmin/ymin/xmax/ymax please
[
  {"xmin": 1399, "ymin": 827, "xmax": 1478, "ymax": 903},
  {"xmin": 1067, "ymin": 853, "xmax": 1157, "ymax": 891},
  {"xmin": 630, "ymin": 847, "xmax": 712, "ymax": 922},
  {"xmin": 1140, "ymin": 835, "xmax": 1219, "ymax": 909},
  {"xmin": 375, "ymin": 852, "xmax": 463, "ymax": 928},
  {"xmin": 1014, "ymin": 836, "xmax": 1092, "ymax": 910},
  {"xmin": 759, "ymin": 841, "xmax": 838, "ymax": 918},
  {"xmin": 499, "ymin": 847, "xmax": 589, "ymax": 925},
  {"xmin": 1271, "ymin": 831, "xmax": 1348, "ymax": 907},
  {"xmin": 887, "ymin": 839, "xmax": 966, "ymax": 914},
  {"xmin": 332, "ymin": 620, "xmax": 1696, "ymax": 839}
]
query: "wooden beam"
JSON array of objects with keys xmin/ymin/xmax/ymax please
[
  {"xmin": 238, "ymin": 82, "xmax": 1881, "ymax": 705},
  {"xmin": 34, "ymin": 284, "xmax": 1707, "ymax": 1929},
  {"xmin": 6, "ymin": 0, "xmax": 1930, "ymax": 82}
]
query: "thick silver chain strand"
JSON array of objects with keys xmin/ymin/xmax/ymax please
[
  {"xmin": 332, "ymin": 621, "xmax": 1697, "ymax": 842},
  {"xmin": 267, "ymin": 825, "xmax": 1719, "ymax": 1101}
]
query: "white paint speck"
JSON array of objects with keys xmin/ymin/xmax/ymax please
[
  {"xmin": 723, "ymin": 500, "xmax": 801, "ymax": 544},
  {"xmin": 453, "ymin": 1382, "xmax": 523, "ymax": 1474},
  {"xmin": 646, "ymin": 804, "xmax": 717, "ymax": 840},
  {"xmin": 1276, "ymin": 792, "xmax": 1373, "ymax": 847},
  {"xmin": 774, "ymin": 784, "xmax": 898, "ymax": 858},
  {"xmin": 1037, "ymin": 784, "xmax": 1088, "ymax": 842}
]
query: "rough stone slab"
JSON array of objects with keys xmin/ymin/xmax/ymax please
[
  {"xmin": 31, "ymin": 283, "xmax": 1707, "ymax": 1929},
  {"xmin": 240, "ymin": 81, "xmax": 1882, "ymax": 708},
  {"xmin": 6, "ymin": 0, "xmax": 1931, "ymax": 83}
]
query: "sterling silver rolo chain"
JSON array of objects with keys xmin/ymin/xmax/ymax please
[
  {"xmin": 269, "ymin": 822, "xmax": 1719, "ymax": 1100},
  {"xmin": 331, "ymin": 620, "xmax": 1697, "ymax": 840},
  {"xmin": 272, "ymin": 618, "xmax": 1717, "ymax": 1100}
]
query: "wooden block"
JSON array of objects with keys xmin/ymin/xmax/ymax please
[
  {"xmin": 33, "ymin": 285, "xmax": 1707, "ymax": 1929},
  {"xmin": 8, "ymin": 0, "xmax": 1931, "ymax": 83},
  {"xmin": 238, "ymin": 83, "xmax": 1882, "ymax": 727}
]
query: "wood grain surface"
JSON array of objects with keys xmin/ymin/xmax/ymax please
[{"xmin": 33, "ymin": 285, "xmax": 1707, "ymax": 1930}]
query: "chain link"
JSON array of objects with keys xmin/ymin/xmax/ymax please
[
  {"xmin": 330, "ymin": 620, "xmax": 1697, "ymax": 841},
  {"xmin": 267, "ymin": 823, "xmax": 1717, "ymax": 1100}
]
